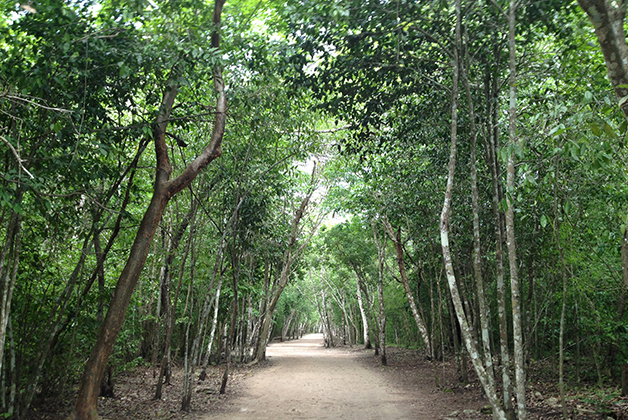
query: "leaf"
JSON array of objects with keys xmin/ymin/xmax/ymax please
[
  {"xmin": 603, "ymin": 121, "xmax": 617, "ymax": 139},
  {"xmin": 540, "ymin": 215, "xmax": 548, "ymax": 228},
  {"xmin": 590, "ymin": 123, "xmax": 602, "ymax": 137},
  {"xmin": 549, "ymin": 123, "xmax": 565, "ymax": 137}
]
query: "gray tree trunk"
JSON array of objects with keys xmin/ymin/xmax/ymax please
[
  {"xmin": 371, "ymin": 219, "xmax": 387, "ymax": 366},
  {"xmin": 440, "ymin": 4, "xmax": 506, "ymax": 418},
  {"xmin": 462, "ymin": 30, "xmax": 496, "ymax": 395},
  {"xmin": 506, "ymin": 2, "xmax": 527, "ymax": 418},
  {"xmin": 382, "ymin": 219, "xmax": 432, "ymax": 359},
  {"xmin": 354, "ymin": 275, "xmax": 371, "ymax": 348}
]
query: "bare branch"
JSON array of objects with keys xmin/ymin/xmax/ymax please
[
  {"xmin": 3, "ymin": 94, "xmax": 72, "ymax": 113},
  {"xmin": 0, "ymin": 136, "xmax": 34, "ymax": 179}
]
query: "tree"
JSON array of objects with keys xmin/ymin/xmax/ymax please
[
  {"xmin": 68, "ymin": 1, "xmax": 227, "ymax": 417},
  {"xmin": 577, "ymin": 0, "xmax": 628, "ymax": 395}
]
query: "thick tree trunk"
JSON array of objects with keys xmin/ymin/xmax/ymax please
[
  {"xmin": 577, "ymin": 0, "xmax": 628, "ymax": 114},
  {"xmin": 69, "ymin": 2, "xmax": 226, "ymax": 417}
]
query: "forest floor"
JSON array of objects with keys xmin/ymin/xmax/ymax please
[{"xmin": 28, "ymin": 333, "xmax": 627, "ymax": 419}]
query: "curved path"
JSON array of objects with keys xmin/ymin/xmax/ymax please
[{"xmin": 202, "ymin": 333, "xmax": 429, "ymax": 420}]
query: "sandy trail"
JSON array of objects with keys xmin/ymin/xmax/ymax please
[{"xmin": 201, "ymin": 333, "xmax": 430, "ymax": 420}]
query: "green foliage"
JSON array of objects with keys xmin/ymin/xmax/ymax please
[{"xmin": 3, "ymin": 0, "xmax": 628, "ymax": 416}]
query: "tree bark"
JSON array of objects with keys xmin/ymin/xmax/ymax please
[
  {"xmin": 69, "ymin": 2, "xmax": 226, "ymax": 417},
  {"xmin": 484, "ymin": 50, "xmax": 515, "ymax": 418},
  {"xmin": 506, "ymin": 1, "xmax": 527, "ymax": 418},
  {"xmin": 577, "ymin": 0, "xmax": 628, "ymax": 397},
  {"xmin": 253, "ymin": 171, "xmax": 319, "ymax": 362},
  {"xmin": 440, "ymin": 4, "xmax": 506, "ymax": 418},
  {"xmin": 551, "ymin": 172, "xmax": 569, "ymax": 419},
  {"xmin": 219, "ymin": 274, "xmax": 239, "ymax": 394},
  {"xmin": 371, "ymin": 219, "xmax": 387, "ymax": 366},
  {"xmin": 382, "ymin": 219, "xmax": 432, "ymax": 359},
  {"xmin": 155, "ymin": 200, "xmax": 198, "ymax": 399},
  {"xmin": 353, "ymin": 269, "xmax": 371, "ymax": 349},
  {"xmin": 0, "ymin": 202, "xmax": 22, "ymax": 377},
  {"xmin": 462, "ymin": 37, "xmax": 496, "ymax": 395}
]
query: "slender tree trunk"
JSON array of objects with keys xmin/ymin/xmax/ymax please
[
  {"xmin": 371, "ymin": 219, "xmax": 387, "ymax": 366},
  {"xmin": 485, "ymin": 59, "xmax": 515, "ymax": 420},
  {"xmin": 6, "ymin": 317, "xmax": 16, "ymax": 418},
  {"xmin": 506, "ymin": 2, "xmax": 527, "ymax": 418},
  {"xmin": 182, "ymin": 243, "xmax": 225, "ymax": 411},
  {"xmin": 281, "ymin": 309, "xmax": 296, "ymax": 342},
  {"xmin": 180, "ymin": 274, "xmax": 196, "ymax": 412},
  {"xmin": 551, "ymin": 170, "xmax": 569, "ymax": 419},
  {"xmin": 155, "ymin": 200, "xmax": 198, "ymax": 399},
  {"xmin": 253, "ymin": 173, "xmax": 319, "ymax": 362},
  {"xmin": 201, "ymin": 272, "xmax": 224, "ymax": 369},
  {"xmin": 95, "ymin": 233, "xmax": 105, "ymax": 325},
  {"xmin": 382, "ymin": 219, "xmax": 432, "ymax": 359},
  {"xmin": 220, "ymin": 274, "xmax": 239, "ymax": 394},
  {"xmin": 440, "ymin": 4, "xmax": 506, "ymax": 418},
  {"xmin": 0, "ymin": 205, "xmax": 22, "ymax": 376},
  {"xmin": 322, "ymin": 290, "xmax": 334, "ymax": 347},
  {"xmin": 462, "ymin": 28, "xmax": 495, "ymax": 393},
  {"xmin": 69, "ymin": 2, "xmax": 226, "ymax": 417},
  {"xmin": 354, "ymin": 274, "xmax": 371, "ymax": 349}
]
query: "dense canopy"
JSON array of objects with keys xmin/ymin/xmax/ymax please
[{"xmin": 1, "ymin": 0, "xmax": 628, "ymax": 419}]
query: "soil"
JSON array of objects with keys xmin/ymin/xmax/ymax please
[
  {"xmin": 27, "ymin": 333, "xmax": 628, "ymax": 420},
  {"xmin": 201, "ymin": 333, "xmax": 487, "ymax": 420}
]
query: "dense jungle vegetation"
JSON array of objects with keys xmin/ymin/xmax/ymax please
[{"xmin": 1, "ymin": 0, "xmax": 628, "ymax": 418}]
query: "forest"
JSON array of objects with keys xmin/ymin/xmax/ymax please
[{"xmin": 1, "ymin": 0, "xmax": 628, "ymax": 419}]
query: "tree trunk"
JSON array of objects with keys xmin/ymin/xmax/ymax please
[
  {"xmin": 0, "ymin": 205, "xmax": 22, "ymax": 376},
  {"xmin": 220, "ymin": 276, "xmax": 239, "ymax": 394},
  {"xmin": 382, "ymin": 219, "xmax": 432, "ymax": 359},
  {"xmin": 281, "ymin": 309, "xmax": 296, "ymax": 342},
  {"xmin": 484, "ymin": 50, "xmax": 515, "ymax": 419},
  {"xmin": 181, "ymin": 244, "xmax": 225, "ymax": 411},
  {"xmin": 69, "ymin": 2, "xmax": 226, "ymax": 417},
  {"xmin": 371, "ymin": 219, "xmax": 387, "ymax": 366},
  {"xmin": 550, "ymin": 168, "xmax": 569, "ymax": 419},
  {"xmin": 350, "ymin": 263, "xmax": 372, "ymax": 349},
  {"xmin": 462, "ymin": 27, "xmax": 496, "ymax": 394},
  {"xmin": 576, "ymin": 1, "xmax": 628, "ymax": 394},
  {"xmin": 200, "ymin": 268, "xmax": 224, "ymax": 369},
  {"xmin": 155, "ymin": 200, "xmax": 198, "ymax": 399},
  {"xmin": 506, "ymin": 2, "xmax": 527, "ymax": 418},
  {"xmin": 440, "ymin": 4, "xmax": 506, "ymax": 418},
  {"xmin": 253, "ymin": 172, "xmax": 319, "ymax": 362},
  {"xmin": 355, "ymin": 276, "xmax": 372, "ymax": 349}
]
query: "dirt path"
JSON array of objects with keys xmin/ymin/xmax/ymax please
[{"xmin": 202, "ymin": 333, "xmax": 470, "ymax": 420}]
